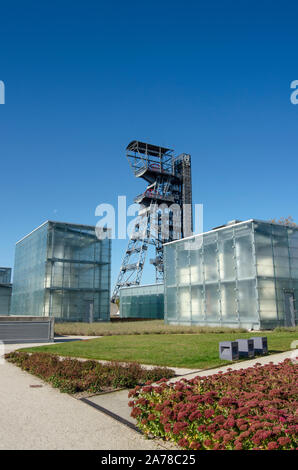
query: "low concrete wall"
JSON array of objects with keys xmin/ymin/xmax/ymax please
[{"xmin": 0, "ymin": 316, "xmax": 54, "ymax": 344}]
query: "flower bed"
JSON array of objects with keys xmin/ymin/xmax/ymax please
[
  {"xmin": 129, "ymin": 359, "xmax": 298, "ymax": 450},
  {"xmin": 5, "ymin": 351, "xmax": 175, "ymax": 394}
]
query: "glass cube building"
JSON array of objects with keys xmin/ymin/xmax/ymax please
[
  {"xmin": 119, "ymin": 283, "xmax": 164, "ymax": 319},
  {"xmin": 10, "ymin": 221, "xmax": 111, "ymax": 322},
  {"xmin": 0, "ymin": 267, "xmax": 12, "ymax": 315},
  {"xmin": 164, "ymin": 220, "xmax": 298, "ymax": 329}
]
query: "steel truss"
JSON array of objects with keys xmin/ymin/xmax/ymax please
[{"xmin": 111, "ymin": 141, "xmax": 192, "ymax": 302}]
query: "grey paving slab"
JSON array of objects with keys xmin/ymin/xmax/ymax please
[{"xmin": 86, "ymin": 389, "xmax": 136, "ymax": 426}]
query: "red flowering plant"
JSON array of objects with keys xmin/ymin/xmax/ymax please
[
  {"xmin": 128, "ymin": 359, "xmax": 298, "ymax": 450},
  {"xmin": 5, "ymin": 351, "xmax": 175, "ymax": 394}
]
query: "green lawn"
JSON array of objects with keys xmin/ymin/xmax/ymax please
[{"xmin": 21, "ymin": 330, "xmax": 297, "ymax": 369}]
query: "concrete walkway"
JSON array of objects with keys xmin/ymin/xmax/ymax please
[{"xmin": 0, "ymin": 338, "xmax": 167, "ymax": 450}]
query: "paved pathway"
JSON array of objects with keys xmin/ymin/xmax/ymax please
[
  {"xmin": 169, "ymin": 349, "xmax": 297, "ymax": 382},
  {"xmin": 0, "ymin": 338, "xmax": 166, "ymax": 450}
]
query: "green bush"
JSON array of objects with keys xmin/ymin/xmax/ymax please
[{"xmin": 54, "ymin": 320, "xmax": 248, "ymax": 337}]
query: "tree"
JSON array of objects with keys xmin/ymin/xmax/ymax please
[{"xmin": 269, "ymin": 216, "xmax": 298, "ymax": 227}]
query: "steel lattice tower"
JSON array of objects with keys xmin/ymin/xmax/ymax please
[{"xmin": 111, "ymin": 140, "xmax": 192, "ymax": 302}]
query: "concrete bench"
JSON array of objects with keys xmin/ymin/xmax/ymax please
[{"xmin": 219, "ymin": 341, "xmax": 239, "ymax": 361}]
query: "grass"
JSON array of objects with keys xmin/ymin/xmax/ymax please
[
  {"xmin": 20, "ymin": 330, "xmax": 297, "ymax": 369},
  {"xmin": 54, "ymin": 320, "xmax": 249, "ymax": 337}
]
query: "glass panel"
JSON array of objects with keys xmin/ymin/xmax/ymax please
[
  {"xmin": 289, "ymin": 247, "xmax": 298, "ymax": 259},
  {"xmin": 205, "ymin": 284, "xmax": 220, "ymax": 321},
  {"xmin": 204, "ymin": 234, "xmax": 218, "ymax": 283},
  {"xmin": 291, "ymin": 268, "xmax": 298, "ymax": 279},
  {"xmin": 238, "ymin": 279, "xmax": 258, "ymax": 322},
  {"xmin": 10, "ymin": 222, "xmax": 48, "ymax": 316},
  {"xmin": 178, "ymin": 286, "xmax": 191, "ymax": 320},
  {"xmin": 176, "ymin": 242, "xmax": 190, "ymax": 286},
  {"xmin": 289, "ymin": 228, "xmax": 298, "ymax": 278},
  {"xmin": 190, "ymin": 285, "xmax": 204, "ymax": 320},
  {"xmin": 288, "ymin": 230, "xmax": 298, "ymax": 249},
  {"xmin": 220, "ymin": 282, "xmax": 237, "ymax": 320},
  {"xmin": 258, "ymin": 279, "xmax": 277, "ymax": 320},
  {"xmin": 274, "ymin": 259, "xmax": 290, "ymax": 278},
  {"xmin": 218, "ymin": 229, "xmax": 235, "ymax": 281},
  {"xmin": 188, "ymin": 236, "xmax": 204, "ymax": 285},
  {"xmin": 235, "ymin": 233, "xmax": 255, "ymax": 279},
  {"xmin": 272, "ymin": 227, "xmax": 290, "ymax": 278},
  {"xmin": 164, "ymin": 244, "xmax": 176, "ymax": 287},
  {"xmin": 165, "ymin": 286, "xmax": 177, "ymax": 320},
  {"xmin": 254, "ymin": 223, "xmax": 274, "ymax": 277}
]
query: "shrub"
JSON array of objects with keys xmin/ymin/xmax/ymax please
[
  {"xmin": 129, "ymin": 359, "xmax": 298, "ymax": 450},
  {"xmin": 5, "ymin": 351, "xmax": 175, "ymax": 394},
  {"xmin": 54, "ymin": 320, "xmax": 248, "ymax": 337}
]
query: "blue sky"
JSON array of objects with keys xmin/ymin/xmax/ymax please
[{"xmin": 0, "ymin": 0, "xmax": 298, "ymax": 287}]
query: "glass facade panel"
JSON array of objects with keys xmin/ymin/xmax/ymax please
[
  {"xmin": 176, "ymin": 242, "xmax": 190, "ymax": 285},
  {"xmin": 165, "ymin": 286, "xmax": 177, "ymax": 320},
  {"xmin": 0, "ymin": 267, "xmax": 12, "ymax": 284},
  {"xmin": 255, "ymin": 225, "xmax": 274, "ymax": 277},
  {"xmin": 218, "ymin": 229, "xmax": 235, "ymax": 281},
  {"xmin": 178, "ymin": 286, "xmax": 191, "ymax": 321},
  {"xmin": 119, "ymin": 283, "xmax": 164, "ymax": 319},
  {"xmin": 164, "ymin": 241, "xmax": 176, "ymax": 287},
  {"xmin": 205, "ymin": 284, "xmax": 220, "ymax": 321},
  {"xmin": 257, "ymin": 279, "xmax": 278, "ymax": 320},
  {"xmin": 0, "ymin": 285, "xmax": 12, "ymax": 315},
  {"xmin": 190, "ymin": 285, "xmax": 204, "ymax": 320},
  {"xmin": 221, "ymin": 282, "xmax": 237, "ymax": 320},
  {"xmin": 10, "ymin": 223, "xmax": 48, "ymax": 316},
  {"xmin": 235, "ymin": 225, "xmax": 255, "ymax": 279},
  {"xmin": 238, "ymin": 279, "xmax": 258, "ymax": 323},
  {"xmin": 204, "ymin": 234, "xmax": 218, "ymax": 282},
  {"xmin": 0, "ymin": 267, "xmax": 12, "ymax": 315},
  {"xmin": 11, "ymin": 221, "xmax": 111, "ymax": 321},
  {"xmin": 189, "ymin": 236, "xmax": 204, "ymax": 284}
]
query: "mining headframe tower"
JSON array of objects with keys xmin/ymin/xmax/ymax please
[{"xmin": 111, "ymin": 140, "xmax": 193, "ymax": 302}]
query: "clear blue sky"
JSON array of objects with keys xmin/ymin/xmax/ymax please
[{"xmin": 0, "ymin": 0, "xmax": 298, "ymax": 287}]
